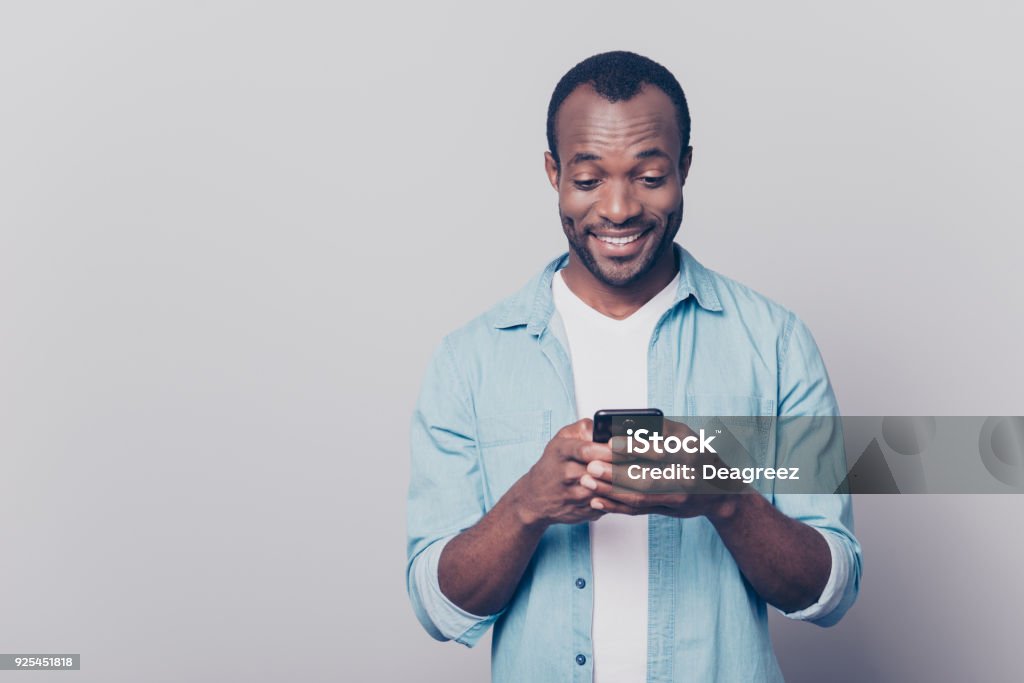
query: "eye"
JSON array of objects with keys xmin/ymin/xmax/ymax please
[
  {"xmin": 639, "ymin": 175, "xmax": 666, "ymax": 187},
  {"xmin": 573, "ymin": 178, "xmax": 600, "ymax": 191}
]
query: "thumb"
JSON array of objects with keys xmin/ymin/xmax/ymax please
[{"xmin": 573, "ymin": 418, "xmax": 595, "ymax": 441}]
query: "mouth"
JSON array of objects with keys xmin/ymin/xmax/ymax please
[
  {"xmin": 588, "ymin": 227, "xmax": 653, "ymax": 256},
  {"xmin": 593, "ymin": 231, "xmax": 646, "ymax": 246}
]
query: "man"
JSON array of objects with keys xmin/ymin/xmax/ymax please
[{"xmin": 407, "ymin": 51, "xmax": 861, "ymax": 682}]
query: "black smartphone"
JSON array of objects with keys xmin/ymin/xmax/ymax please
[{"xmin": 592, "ymin": 408, "xmax": 664, "ymax": 443}]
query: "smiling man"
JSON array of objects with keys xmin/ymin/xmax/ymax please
[{"xmin": 407, "ymin": 51, "xmax": 861, "ymax": 682}]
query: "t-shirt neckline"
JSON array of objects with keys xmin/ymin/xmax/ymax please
[{"xmin": 552, "ymin": 268, "xmax": 681, "ymax": 327}]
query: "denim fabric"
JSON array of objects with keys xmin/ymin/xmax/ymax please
[{"xmin": 407, "ymin": 244, "xmax": 861, "ymax": 683}]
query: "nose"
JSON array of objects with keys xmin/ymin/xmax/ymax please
[{"xmin": 597, "ymin": 179, "xmax": 642, "ymax": 226}]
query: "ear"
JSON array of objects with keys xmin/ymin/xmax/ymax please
[
  {"xmin": 679, "ymin": 146, "xmax": 693, "ymax": 186},
  {"xmin": 544, "ymin": 151, "xmax": 560, "ymax": 190}
]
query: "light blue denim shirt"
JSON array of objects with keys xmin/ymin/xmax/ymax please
[{"xmin": 407, "ymin": 245, "xmax": 861, "ymax": 682}]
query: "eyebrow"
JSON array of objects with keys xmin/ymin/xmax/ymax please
[
  {"xmin": 567, "ymin": 147, "xmax": 671, "ymax": 166},
  {"xmin": 568, "ymin": 152, "xmax": 602, "ymax": 165},
  {"xmin": 634, "ymin": 147, "xmax": 671, "ymax": 161}
]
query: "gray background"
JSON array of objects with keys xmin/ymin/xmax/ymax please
[{"xmin": 2, "ymin": 1, "xmax": 1022, "ymax": 681}]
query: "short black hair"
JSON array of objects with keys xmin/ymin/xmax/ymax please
[{"xmin": 546, "ymin": 51, "xmax": 691, "ymax": 167}]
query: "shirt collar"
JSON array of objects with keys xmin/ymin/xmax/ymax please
[{"xmin": 494, "ymin": 243, "xmax": 723, "ymax": 333}]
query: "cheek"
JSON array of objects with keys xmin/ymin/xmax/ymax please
[
  {"xmin": 648, "ymin": 185, "xmax": 683, "ymax": 218},
  {"xmin": 558, "ymin": 189, "xmax": 595, "ymax": 223}
]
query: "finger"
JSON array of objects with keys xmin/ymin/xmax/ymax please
[
  {"xmin": 567, "ymin": 483, "xmax": 595, "ymax": 503},
  {"xmin": 606, "ymin": 435, "xmax": 645, "ymax": 463},
  {"xmin": 579, "ymin": 473, "xmax": 599, "ymax": 491},
  {"xmin": 583, "ymin": 473, "xmax": 610, "ymax": 494},
  {"xmin": 596, "ymin": 481, "xmax": 691, "ymax": 508},
  {"xmin": 585, "ymin": 463, "xmax": 653, "ymax": 492},
  {"xmin": 589, "ymin": 497, "xmax": 645, "ymax": 516},
  {"xmin": 580, "ymin": 474, "xmax": 669, "ymax": 500},
  {"xmin": 585, "ymin": 460, "xmax": 613, "ymax": 481},
  {"xmin": 556, "ymin": 418, "xmax": 594, "ymax": 441},
  {"xmin": 585, "ymin": 461, "xmax": 695, "ymax": 497},
  {"xmin": 552, "ymin": 437, "xmax": 591, "ymax": 456},
  {"xmin": 561, "ymin": 461, "xmax": 587, "ymax": 485},
  {"xmin": 551, "ymin": 437, "xmax": 588, "ymax": 460},
  {"xmin": 591, "ymin": 498, "xmax": 695, "ymax": 518},
  {"xmin": 571, "ymin": 442, "xmax": 613, "ymax": 464},
  {"xmin": 583, "ymin": 473, "xmax": 646, "ymax": 499},
  {"xmin": 662, "ymin": 417, "xmax": 697, "ymax": 438}
]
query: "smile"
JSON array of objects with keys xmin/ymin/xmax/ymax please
[{"xmin": 593, "ymin": 231, "xmax": 646, "ymax": 245}]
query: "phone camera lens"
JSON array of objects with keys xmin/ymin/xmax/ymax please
[{"xmin": 622, "ymin": 419, "xmax": 636, "ymax": 430}]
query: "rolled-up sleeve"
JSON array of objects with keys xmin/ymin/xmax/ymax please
[
  {"xmin": 408, "ymin": 535, "xmax": 502, "ymax": 645},
  {"xmin": 773, "ymin": 314, "xmax": 863, "ymax": 627},
  {"xmin": 406, "ymin": 337, "xmax": 500, "ymax": 646},
  {"xmin": 781, "ymin": 527, "xmax": 857, "ymax": 625}
]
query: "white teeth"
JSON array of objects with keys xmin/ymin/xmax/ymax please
[{"xmin": 596, "ymin": 233, "xmax": 643, "ymax": 245}]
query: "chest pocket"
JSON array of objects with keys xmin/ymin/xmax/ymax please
[
  {"xmin": 683, "ymin": 394, "xmax": 776, "ymax": 480},
  {"xmin": 476, "ymin": 410, "xmax": 552, "ymax": 507}
]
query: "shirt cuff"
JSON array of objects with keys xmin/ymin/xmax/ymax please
[
  {"xmin": 781, "ymin": 527, "xmax": 850, "ymax": 622},
  {"xmin": 408, "ymin": 535, "xmax": 502, "ymax": 647}
]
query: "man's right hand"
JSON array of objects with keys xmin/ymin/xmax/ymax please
[
  {"xmin": 437, "ymin": 418, "xmax": 613, "ymax": 616},
  {"xmin": 509, "ymin": 418, "xmax": 613, "ymax": 529}
]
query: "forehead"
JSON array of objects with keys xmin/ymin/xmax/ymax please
[{"xmin": 555, "ymin": 84, "xmax": 681, "ymax": 162}]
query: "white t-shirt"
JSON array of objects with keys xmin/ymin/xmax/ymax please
[{"xmin": 552, "ymin": 269, "xmax": 680, "ymax": 683}]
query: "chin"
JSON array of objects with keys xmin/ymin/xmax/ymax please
[
  {"xmin": 596, "ymin": 250, "xmax": 661, "ymax": 286},
  {"xmin": 592, "ymin": 261, "xmax": 652, "ymax": 287}
]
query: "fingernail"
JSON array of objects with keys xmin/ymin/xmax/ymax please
[
  {"xmin": 580, "ymin": 474, "xmax": 597, "ymax": 490},
  {"xmin": 591, "ymin": 499, "xmax": 604, "ymax": 510},
  {"xmin": 610, "ymin": 436, "xmax": 627, "ymax": 452},
  {"xmin": 587, "ymin": 461, "xmax": 609, "ymax": 477}
]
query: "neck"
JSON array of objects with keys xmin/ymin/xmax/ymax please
[{"xmin": 560, "ymin": 247, "xmax": 679, "ymax": 320}]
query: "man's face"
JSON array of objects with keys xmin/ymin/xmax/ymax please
[{"xmin": 545, "ymin": 84, "xmax": 691, "ymax": 288}]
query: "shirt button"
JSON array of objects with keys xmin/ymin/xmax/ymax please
[
  {"xmin": 576, "ymin": 654, "xmax": 587, "ymax": 666},
  {"xmin": 575, "ymin": 577, "xmax": 586, "ymax": 589}
]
